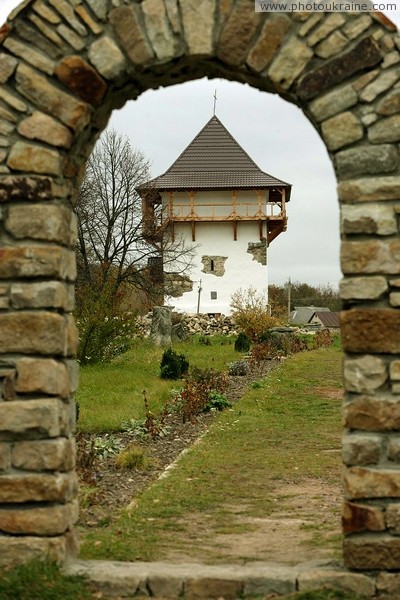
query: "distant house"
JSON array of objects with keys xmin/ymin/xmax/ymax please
[
  {"xmin": 289, "ymin": 306, "xmax": 330, "ymax": 326},
  {"xmin": 309, "ymin": 311, "xmax": 340, "ymax": 329}
]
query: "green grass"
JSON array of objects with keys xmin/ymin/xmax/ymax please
[
  {"xmin": 77, "ymin": 335, "xmax": 237, "ymax": 432},
  {"xmin": 0, "ymin": 560, "xmax": 92, "ymax": 600},
  {"xmin": 80, "ymin": 345, "xmax": 343, "ymax": 563}
]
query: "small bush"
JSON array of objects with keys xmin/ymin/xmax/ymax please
[
  {"xmin": 205, "ymin": 390, "xmax": 231, "ymax": 411},
  {"xmin": 198, "ymin": 335, "xmax": 212, "ymax": 346},
  {"xmin": 179, "ymin": 367, "xmax": 229, "ymax": 422},
  {"xmin": 314, "ymin": 329, "xmax": 333, "ymax": 348},
  {"xmin": 234, "ymin": 332, "xmax": 251, "ymax": 352},
  {"xmin": 228, "ymin": 360, "xmax": 250, "ymax": 376},
  {"xmin": 230, "ymin": 287, "xmax": 281, "ymax": 341},
  {"xmin": 115, "ymin": 443, "xmax": 155, "ymax": 470},
  {"xmin": 160, "ymin": 347, "xmax": 189, "ymax": 379}
]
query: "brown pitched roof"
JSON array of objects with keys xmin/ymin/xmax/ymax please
[
  {"xmin": 311, "ymin": 311, "xmax": 340, "ymax": 328},
  {"xmin": 143, "ymin": 115, "xmax": 292, "ymax": 196}
]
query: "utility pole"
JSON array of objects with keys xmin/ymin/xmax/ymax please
[
  {"xmin": 197, "ymin": 279, "xmax": 202, "ymax": 314},
  {"xmin": 287, "ymin": 276, "xmax": 292, "ymax": 322}
]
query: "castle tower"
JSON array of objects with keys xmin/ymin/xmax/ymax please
[{"xmin": 139, "ymin": 115, "xmax": 292, "ymax": 315}]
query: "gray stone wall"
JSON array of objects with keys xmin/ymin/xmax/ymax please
[{"xmin": 0, "ymin": 0, "xmax": 399, "ymax": 573}]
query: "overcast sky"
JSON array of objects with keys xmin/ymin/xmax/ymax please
[{"xmin": 2, "ymin": 2, "xmax": 399, "ymax": 288}]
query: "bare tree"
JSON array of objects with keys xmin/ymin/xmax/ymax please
[{"xmin": 74, "ymin": 129, "xmax": 193, "ymax": 311}]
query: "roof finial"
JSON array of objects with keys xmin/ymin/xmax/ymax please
[{"xmin": 213, "ymin": 89, "xmax": 217, "ymax": 116}]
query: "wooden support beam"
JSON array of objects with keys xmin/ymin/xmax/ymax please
[
  {"xmin": 191, "ymin": 220, "xmax": 196, "ymax": 241},
  {"xmin": 233, "ymin": 221, "xmax": 237, "ymax": 241}
]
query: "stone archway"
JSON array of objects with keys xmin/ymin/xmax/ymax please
[{"xmin": 0, "ymin": 1, "xmax": 399, "ymax": 573}]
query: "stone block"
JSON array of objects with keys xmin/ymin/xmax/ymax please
[
  {"xmin": 55, "ymin": 56, "xmax": 107, "ymax": 106},
  {"xmin": 386, "ymin": 503, "xmax": 400, "ymax": 532},
  {"xmin": 369, "ymin": 115, "xmax": 400, "ymax": 143},
  {"xmin": 360, "ymin": 67, "xmax": 400, "ymax": 102},
  {"xmin": 246, "ymin": 14, "xmax": 291, "ymax": 72},
  {"xmin": 16, "ymin": 62, "xmax": 91, "ymax": 133},
  {"xmin": 306, "ymin": 13, "xmax": 345, "ymax": 46},
  {"xmin": 315, "ymin": 31, "xmax": 348, "ymax": 59},
  {"xmin": 0, "ymin": 312, "xmax": 68, "ymax": 355},
  {"xmin": 57, "ymin": 24, "xmax": 85, "ymax": 51},
  {"xmin": 344, "ymin": 395, "xmax": 400, "ymax": 431},
  {"xmin": 0, "ymin": 175, "xmax": 71, "ymax": 201},
  {"xmin": 66, "ymin": 314, "xmax": 79, "ymax": 356},
  {"xmin": 3, "ymin": 37, "xmax": 55, "ymax": 75},
  {"xmin": 309, "ymin": 85, "xmax": 357, "ymax": 122},
  {"xmin": 342, "ymin": 15, "xmax": 372, "ymax": 39},
  {"xmin": 16, "ymin": 357, "xmax": 69, "ymax": 397},
  {"xmin": 0, "ymin": 398, "xmax": 64, "ymax": 437},
  {"xmin": 110, "ymin": 5, "xmax": 154, "ymax": 65},
  {"xmin": 341, "ymin": 240, "xmax": 400, "ymax": 275},
  {"xmin": 390, "ymin": 292, "xmax": 400, "ymax": 307},
  {"xmin": 181, "ymin": 0, "xmax": 216, "ymax": 55},
  {"xmin": 141, "ymin": 0, "xmax": 179, "ymax": 61},
  {"xmin": 343, "ymin": 354, "xmax": 387, "ymax": 393},
  {"xmin": 0, "ymin": 535, "xmax": 66, "ymax": 569},
  {"xmin": 185, "ymin": 577, "xmax": 243, "ymax": 600},
  {"xmin": 0, "ymin": 53, "xmax": 18, "ymax": 83},
  {"xmin": 268, "ymin": 37, "xmax": 313, "ymax": 91},
  {"xmin": 343, "ymin": 534, "xmax": 400, "ymax": 569},
  {"xmin": 341, "ymin": 308, "xmax": 400, "ymax": 353},
  {"xmin": 341, "ymin": 204, "xmax": 397, "ymax": 236},
  {"xmin": 88, "ymin": 36, "xmax": 126, "ymax": 80},
  {"xmin": 74, "ymin": 5, "xmax": 102, "ymax": 35},
  {"xmin": 0, "ymin": 471, "xmax": 77, "ymax": 503},
  {"xmin": 342, "ymin": 500, "xmax": 385, "ymax": 534},
  {"xmin": 0, "ymin": 500, "xmax": 78, "ymax": 535},
  {"xmin": 298, "ymin": 13, "xmax": 323, "ymax": 36},
  {"xmin": 0, "ymin": 246, "xmax": 76, "ymax": 281},
  {"xmin": 377, "ymin": 572, "xmax": 400, "ymax": 596},
  {"xmin": 65, "ymin": 359, "xmax": 79, "ymax": 394},
  {"xmin": 339, "ymin": 276, "xmax": 388, "ymax": 301},
  {"xmin": 388, "ymin": 437, "xmax": 400, "ymax": 462},
  {"xmin": 7, "ymin": 141, "xmax": 62, "ymax": 176},
  {"xmin": 12, "ymin": 437, "xmax": 75, "ymax": 471},
  {"xmin": 18, "ymin": 111, "xmax": 73, "ymax": 148},
  {"xmin": 297, "ymin": 567, "xmax": 375, "ymax": 596},
  {"xmin": 0, "ymin": 443, "xmax": 10, "ymax": 470},
  {"xmin": 342, "ymin": 433, "xmax": 382, "ymax": 466},
  {"xmin": 5, "ymin": 203, "xmax": 76, "ymax": 245},
  {"xmin": 344, "ymin": 466, "xmax": 400, "ymax": 499},
  {"xmin": 377, "ymin": 89, "xmax": 400, "ymax": 115},
  {"xmin": 10, "ymin": 281, "xmax": 74, "ymax": 310},
  {"xmin": 390, "ymin": 360, "xmax": 400, "ymax": 381},
  {"xmin": 321, "ymin": 112, "xmax": 363, "ymax": 151},
  {"xmin": 218, "ymin": 0, "xmax": 261, "ymax": 66},
  {"xmin": 335, "ymin": 144, "xmax": 398, "ymax": 179},
  {"xmin": 297, "ymin": 37, "xmax": 382, "ymax": 100}
]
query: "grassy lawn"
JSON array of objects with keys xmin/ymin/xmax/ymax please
[
  {"xmin": 79, "ymin": 343, "xmax": 344, "ymax": 564},
  {"xmin": 76, "ymin": 335, "xmax": 237, "ymax": 432}
]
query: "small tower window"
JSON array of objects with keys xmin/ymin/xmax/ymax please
[
  {"xmin": 210, "ymin": 259, "xmax": 215, "ymax": 271},
  {"xmin": 211, "ymin": 291, "xmax": 217, "ymax": 300}
]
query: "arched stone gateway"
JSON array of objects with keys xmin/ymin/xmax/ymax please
[{"xmin": 0, "ymin": 0, "xmax": 400, "ymax": 575}]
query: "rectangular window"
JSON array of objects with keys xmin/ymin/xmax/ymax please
[{"xmin": 211, "ymin": 291, "xmax": 217, "ymax": 300}]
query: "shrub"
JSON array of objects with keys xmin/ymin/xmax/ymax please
[
  {"xmin": 205, "ymin": 390, "xmax": 231, "ymax": 412},
  {"xmin": 160, "ymin": 347, "xmax": 189, "ymax": 379},
  {"xmin": 228, "ymin": 359, "xmax": 250, "ymax": 376},
  {"xmin": 76, "ymin": 312, "xmax": 136, "ymax": 365},
  {"xmin": 115, "ymin": 443, "xmax": 155, "ymax": 470},
  {"xmin": 230, "ymin": 287, "xmax": 281, "ymax": 342},
  {"xmin": 234, "ymin": 332, "xmax": 251, "ymax": 352},
  {"xmin": 314, "ymin": 329, "xmax": 333, "ymax": 348},
  {"xmin": 179, "ymin": 367, "xmax": 229, "ymax": 422}
]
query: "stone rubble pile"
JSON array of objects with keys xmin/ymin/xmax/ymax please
[{"xmin": 136, "ymin": 312, "xmax": 238, "ymax": 338}]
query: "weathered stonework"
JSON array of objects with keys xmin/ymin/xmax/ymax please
[
  {"xmin": 0, "ymin": 0, "xmax": 399, "ymax": 579},
  {"xmin": 201, "ymin": 255, "xmax": 227, "ymax": 277}
]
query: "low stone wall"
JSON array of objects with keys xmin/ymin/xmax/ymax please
[{"xmin": 136, "ymin": 312, "xmax": 239, "ymax": 338}]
